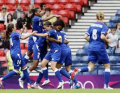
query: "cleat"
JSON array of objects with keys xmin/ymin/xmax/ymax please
[
  {"xmin": 57, "ymin": 82, "xmax": 64, "ymax": 89},
  {"xmin": 27, "ymin": 84, "xmax": 34, "ymax": 89},
  {"xmin": 18, "ymin": 78, "xmax": 24, "ymax": 89},
  {"xmin": 104, "ymin": 84, "xmax": 113, "ymax": 90},
  {"xmin": 42, "ymin": 79, "xmax": 50, "ymax": 86},
  {"xmin": 0, "ymin": 78, "xmax": 4, "ymax": 89},
  {"xmin": 75, "ymin": 83, "xmax": 80, "ymax": 89},
  {"xmin": 34, "ymin": 84, "xmax": 43, "ymax": 89},
  {"xmin": 71, "ymin": 68, "xmax": 79, "ymax": 79}
]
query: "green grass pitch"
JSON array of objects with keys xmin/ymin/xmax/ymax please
[{"xmin": 0, "ymin": 89, "xmax": 119, "ymax": 93}]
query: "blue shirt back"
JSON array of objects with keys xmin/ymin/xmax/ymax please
[
  {"xmin": 86, "ymin": 22, "xmax": 108, "ymax": 51},
  {"xmin": 10, "ymin": 32, "xmax": 21, "ymax": 55},
  {"xmin": 32, "ymin": 16, "xmax": 43, "ymax": 33},
  {"xmin": 48, "ymin": 29, "xmax": 61, "ymax": 50},
  {"xmin": 36, "ymin": 31, "xmax": 47, "ymax": 50},
  {"xmin": 57, "ymin": 31, "xmax": 69, "ymax": 48}
]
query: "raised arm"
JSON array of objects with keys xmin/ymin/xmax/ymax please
[
  {"xmin": 47, "ymin": 36, "xmax": 61, "ymax": 43},
  {"xmin": 34, "ymin": 33, "xmax": 48, "ymax": 37},
  {"xmin": 41, "ymin": 15, "xmax": 61, "ymax": 21},
  {"xmin": 20, "ymin": 31, "xmax": 37, "ymax": 40}
]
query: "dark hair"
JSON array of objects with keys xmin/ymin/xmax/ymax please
[
  {"xmin": 21, "ymin": 12, "xmax": 25, "ymax": 15},
  {"xmin": 7, "ymin": 13, "xmax": 13, "ymax": 23},
  {"xmin": 53, "ymin": 20, "xmax": 65, "ymax": 28},
  {"xmin": 40, "ymin": 3, "xmax": 46, "ymax": 10},
  {"xmin": 45, "ymin": 8, "xmax": 51, "ymax": 12},
  {"xmin": 31, "ymin": 7, "xmax": 39, "ymax": 18},
  {"xmin": 44, "ymin": 21, "xmax": 52, "ymax": 26},
  {"xmin": 16, "ymin": 4, "xmax": 21, "ymax": 7},
  {"xmin": 6, "ymin": 23, "xmax": 14, "ymax": 40}
]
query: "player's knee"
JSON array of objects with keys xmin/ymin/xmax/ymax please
[
  {"xmin": 51, "ymin": 65, "xmax": 56, "ymax": 71},
  {"xmin": 41, "ymin": 62, "xmax": 45, "ymax": 68}
]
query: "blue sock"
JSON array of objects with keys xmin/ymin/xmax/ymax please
[
  {"xmin": 55, "ymin": 69, "xmax": 62, "ymax": 82},
  {"xmin": 2, "ymin": 70, "xmax": 17, "ymax": 81},
  {"xmin": 23, "ymin": 54, "xmax": 29, "ymax": 64},
  {"xmin": 73, "ymin": 76, "xmax": 78, "ymax": 85},
  {"xmin": 60, "ymin": 68, "xmax": 70, "ymax": 79},
  {"xmin": 23, "ymin": 68, "xmax": 31, "ymax": 85},
  {"xmin": 104, "ymin": 69, "xmax": 110, "ymax": 87},
  {"xmin": 42, "ymin": 67, "xmax": 48, "ymax": 80},
  {"xmin": 36, "ymin": 71, "xmax": 43, "ymax": 84},
  {"xmin": 80, "ymin": 67, "xmax": 89, "ymax": 72}
]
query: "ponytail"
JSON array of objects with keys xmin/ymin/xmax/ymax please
[
  {"xmin": 5, "ymin": 23, "xmax": 14, "ymax": 40},
  {"xmin": 96, "ymin": 11, "xmax": 104, "ymax": 21}
]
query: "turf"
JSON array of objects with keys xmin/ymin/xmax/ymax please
[{"xmin": 0, "ymin": 89, "xmax": 119, "ymax": 93}]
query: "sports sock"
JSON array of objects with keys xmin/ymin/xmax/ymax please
[
  {"xmin": 2, "ymin": 70, "xmax": 18, "ymax": 81},
  {"xmin": 36, "ymin": 70, "xmax": 43, "ymax": 84},
  {"xmin": 104, "ymin": 69, "xmax": 110, "ymax": 87},
  {"xmin": 59, "ymin": 68, "xmax": 70, "ymax": 79},
  {"xmin": 42, "ymin": 67, "xmax": 48, "ymax": 80},
  {"xmin": 54, "ymin": 69, "xmax": 62, "ymax": 82}
]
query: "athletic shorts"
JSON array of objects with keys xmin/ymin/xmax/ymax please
[
  {"xmin": 11, "ymin": 53, "xmax": 26, "ymax": 69},
  {"xmin": 33, "ymin": 44, "xmax": 47, "ymax": 61},
  {"xmin": 44, "ymin": 48, "xmax": 61, "ymax": 62},
  {"xmin": 58, "ymin": 48, "xmax": 72, "ymax": 66},
  {"xmin": 88, "ymin": 49, "xmax": 109, "ymax": 64},
  {"xmin": 28, "ymin": 36, "xmax": 38, "ymax": 53}
]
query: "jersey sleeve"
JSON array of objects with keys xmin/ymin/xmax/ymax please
[
  {"xmin": 101, "ymin": 24, "xmax": 108, "ymax": 35},
  {"xmin": 85, "ymin": 26, "xmax": 91, "ymax": 36},
  {"xmin": 47, "ymin": 30, "xmax": 56, "ymax": 37}
]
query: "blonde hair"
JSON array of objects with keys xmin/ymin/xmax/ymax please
[
  {"xmin": 96, "ymin": 11, "xmax": 104, "ymax": 21},
  {"xmin": 1, "ymin": 5, "xmax": 7, "ymax": 17}
]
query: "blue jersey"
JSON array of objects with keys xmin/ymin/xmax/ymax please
[
  {"xmin": 32, "ymin": 16, "xmax": 43, "ymax": 33},
  {"xmin": 57, "ymin": 31, "xmax": 69, "ymax": 48},
  {"xmin": 86, "ymin": 22, "xmax": 108, "ymax": 51},
  {"xmin": 36, "ymin": 31, "xmax": 47, "ymax": 50},
  {"xmin": 10, "ymin": 32, "xmax": 21, "ymax": 56},
  {"xmin": 47, "ymin": 29, "xmax": 61, "ymax": 50}
]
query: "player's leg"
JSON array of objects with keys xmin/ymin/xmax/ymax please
[{"xmin": 71, "ymin": 51, "xmax": 96, "ymax": 79}]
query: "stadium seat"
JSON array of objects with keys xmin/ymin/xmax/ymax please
[
  {"xmin": 76, "ymin": 5, "xmax": 82, "ymax": 12},
  {"xmin": 76, "ymin": 48, "xmax": 88, "ymax": 56},
  {"xmin": 71, "ymin": 0, "xmax": 83, "ymax": 5},
  {"xmin": 72, "ymin": 55, "xmax": 80, "ymax": 63},
  {"xmin": 27, "ymin": 29, "xmax": 32, "ymax": 33},
  {"xmin": 0, "ymin": 50, "xmax": 5, "ymax": 56},
  {"xmin": 59, "ymin": 17, "xmax": 69, "ymax": 24},
  {"xmin": 83, "ymin": 0, "xmax": 88, "ymax": 6},
  {"xmin": 106, "ymin": 22, "xmax": 117, "ymax": 28},
  {"xmin": 34, "ymin": 4, "xmax": 40, "ymax": 8},
  {"xmin": 51, "ymin": 10, "xmax": 58, "ymax": 14},
  {"xmin": 0, "ymin": 0, "xmax": 5, "ymax": 5},
  {"xmin": 109, "ymin": 56, "xmax": 117, "ymax": 64},
  {"xmin": 20, "ymin": 43, "xmax": 24, "ymax": 49},
  {"xmin": 64, "ymin": 3, "xmax": 76, "ymax": 12},
  {"xmin": 58, "ymin": 10, "xmax": 70, "ymax": 18},
  {"xmin": 83, "ymin": 42, "xmax": 89, "ymax": 52},
  {"xmin": 98, "ymin": 69, "xmax": 104, "ymax": 75},
  {"xmin": 116, "ymin": 10, "xmax": 120, "ymax": 16},
  {"xmin": 109, "ymin": 16, "xmax": 119, "ymax": 23},
  {"xmin": 51, "ymin": 4, "xmax": 63, "ymax": 10},
  {"xmin": 58, "ymin": 0, "xmax": 70, "ymax": 4},
  {"xmin": 110, "ymin": 70, "xmax": 119, "ymax": 75},
  {"xmin": 45, "ymin": 0, "xmax": 58, "ymax": 4},
  {"xmin": 0, "ymin": 24, "xmax": 5, "ymax": 30},
  {"xmin": 115, "ymin": 48, "xmax": 120, "ymax": 56},
  {"xmin": 9, "ymin": 11, "xmax": 14, "ymax": 15},
  {"xmin": 106, "ymin": 49, "xmax": 112, "ymax": 56},
  {"xmin": 34, "ymin": 0, "xmax": 45, "ymax": 4},
  {"xmin": 0, "ymin": 57, "xmax": 6, "ymax": 62},
  {"xmin": 20, "ymin": 0, "xmax": 30, "ymax": 5},
  {"xmin": 6, "ymin": 5, "xmax": 13, "ymax": 11},
  {"xmin": 21, "ymin": 5, "xmax": 26, "ymax": 11},
  {"xmin": 6, "ymin": 0, "xmax": 18, "ymax": 5},
  {"xmin": 80, "ymin": 56, "xmax": 88, "ymax": 63},
  {"xmin": 25, "ymin": 43, "xmax": 28, "ymax": 49},
  {"xmin": 69, "ymin": 11, "xmax": 75, "ymax": 19}
]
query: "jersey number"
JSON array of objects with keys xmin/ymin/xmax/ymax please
[
  {"xmin": 92, "ymin": 29, "xmax": 97, "ymax": 40},
  {"xmin": 10, "ymin": 38, "xmax": 13, "ymax": 46}
]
